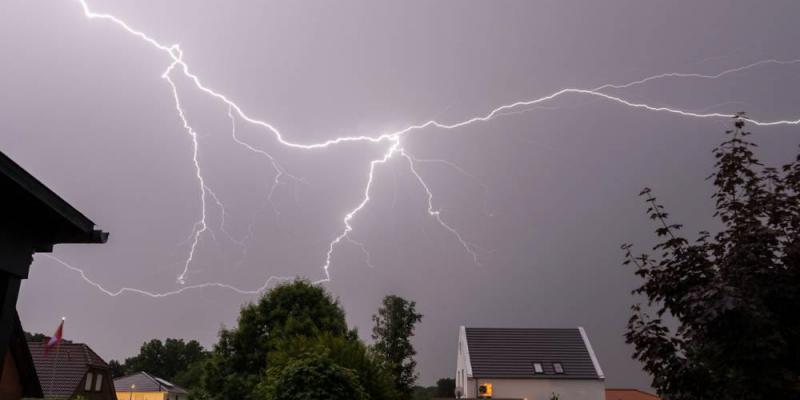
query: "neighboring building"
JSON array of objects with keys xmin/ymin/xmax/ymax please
[
  {"xmin": 114, "ymin": 371, "xmax": 188, "ymax": 400},
  {"xmin": 29, "ymin": 340, "xmax": 116, "ymax": 400},
  {"xmin": 606, "ymin": 388, "xmax": 660, "ymax": 400},
  {"xmin": 455, "ymin": 327, "xmax": 605, "ymax": 400},
  {"xmin": 0, "ymin": 151, "xmax": 108, "ymax": 399}
]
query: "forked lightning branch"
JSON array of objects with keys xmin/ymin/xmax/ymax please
[{"xmin": 47, "ymin": 0, "xmax": 800, "ymax": 298}]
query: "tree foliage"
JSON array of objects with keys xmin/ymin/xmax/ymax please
[
  {"xmin": 624, "ymin": 116, "xmax": 800, "ymax": 400},
  {"xmin": 203, "ymin": 279, "xmax": 349, "ymax": 400},
  {"xmin": 260, "ymin": 352, "xmax": 367, "ymax": 400},
  {"xmin": 372, "ymin": 295, "xmax": 423, "ymax": 399},
  {"xmin": 265, "ymin": 333, "xmax": 399, "ymax": 400},
  {"xmin": 122, "ymin": 338, "xmax": 208, "ymax": 385}
]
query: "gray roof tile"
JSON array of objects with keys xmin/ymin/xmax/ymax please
[{"xmin": 465, "ymin": 327, "xmax": 600, "ymax": 380}]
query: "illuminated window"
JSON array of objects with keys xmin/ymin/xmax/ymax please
[
  {"xmin": 532, "ymin": 362, "xmax": 544, "ymax": 374},
  {"xmin": 553, "ymin": 362, "xmax": 564, "ymax": 374},
  {"xmin": 84, "ymin": 372, "xmax": 93, "ymax": 391},
  {"xmin": 94, "ymin": 373, "xmax": 103, "ymax": 391}
]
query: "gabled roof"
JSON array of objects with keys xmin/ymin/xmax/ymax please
[
  {"xmin": 463, "ymin": 327, "xmax": 603, "ymax": 380},
  {"xmin": 0, "ymin": 151, "xmax": 108, "ymax": 251},
  {"xmin": 28, "ymin": 341, "xmax": 110, "ymax": 397},
  {"xmin": 114, "ymin": 371, "xmax": 188, "ymax": 394}
]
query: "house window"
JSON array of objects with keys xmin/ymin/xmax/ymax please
[
  {"xmin": 553, "ymin": 362, "xmax": 564, "ymax": 374},
  {"xmin": 84, "ymin": 372, "xmax": 94, "ymax": 391},
  {"xmin": 532, "ymin": 362, "xmax": 544, "ymax": 374},
  {"xmin": 94, "ymin": 373, "xmax": 103, "ymax": 391}
]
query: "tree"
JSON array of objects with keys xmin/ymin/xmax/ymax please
[
  {"xmin": 372, "ymin": 295, "xmax": 423, "ymax": 399},
  {"xmin": 24, "ymin": 331, "xmax": 47, "ymax": 342},
  {"xmin": 623, "ymin": 116, "xmax": 800, "ymax": 400},
  {"xmin": 265, "ymin": 333, "xmax": 399, "ymax": 400},
  {"xmin": 434, "ymin": 378, "xmax": 455, "ymax": 398},
  {"xmin": 124, "ymin": 338, "xmax": 208, "ymax": 384},
  {"xmin": 108, "ymin": 359, "xmax": 126, "ymax": 379},
  {"xmin": 203, "ymin": 279, "xmax": 348, "ymax": 400},
  {"xmin": 260, "ymin": 352, "xmax": 367, "ymax": 400}
]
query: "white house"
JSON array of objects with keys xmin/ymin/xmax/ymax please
[{"xmin": 455, "ymin": 327, "xmax": 605, "ymax": 400}]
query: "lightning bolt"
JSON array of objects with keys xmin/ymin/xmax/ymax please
[{"xmin": 48, "ymin": 0, "xmax": 799, "ymax": 298}]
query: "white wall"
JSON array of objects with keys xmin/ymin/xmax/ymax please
[
  {"xmin": 465, "ymin": 377, "xmax": 605, "ymax": 400},
  {"xmin": 455, "ymin": 327, "xmax": 470, "ymax": 398}
]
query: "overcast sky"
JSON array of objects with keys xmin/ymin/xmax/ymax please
[{"xmin": 3, "ymin": 0, "xmax": 800, "ymax": 390}]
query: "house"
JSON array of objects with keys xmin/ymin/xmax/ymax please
[
  {"xmin": 0, "ymin": 151, "xmax": 108, "ymax": 399},
  {"xmin": 114, "ymin": 371, "xmax": 189, "ymax": 400},
  {"xmin": 605, "ymin": 388, "xmax": 660, "ymax": 400},
  {"xmin": 29, "ymin": 340, "xmax": 116, "ymax": 399},
  {"xmin": 455, "ymin": 327, "xmax": 605, "ymax": 400}
]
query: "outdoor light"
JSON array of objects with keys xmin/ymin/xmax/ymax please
[{"xmin": 478, "ymin": 383, "xmax": 493, "ymax": 398}]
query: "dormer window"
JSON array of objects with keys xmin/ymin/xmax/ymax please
[
  {"xmin": 532, "ymin": 362, "xmax": 544, "ymax": 374},
  {"xmin": 94, "ymin": 373, "xmax": 103, "ymax": 391},
  {"xmin": 84, "ymin": 372, "xmax": 94, "ymax": 391},
  {"xmin": 553, "ymin": 362, "xmax": 564, "ymax": 374}
]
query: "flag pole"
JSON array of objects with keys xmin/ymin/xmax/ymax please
[{"xmin": 48, "ymin": 317, "xmax": 65, "ymax": 395}]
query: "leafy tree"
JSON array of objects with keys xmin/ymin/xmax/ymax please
[
  {"xmin": 124, "ymin": 338, "xmax": 208, "ymax": 384},
  {"xmin": 203, "ymin": 279, "xmax": 348, "ymax": 400},
  {"xmin": 108, "ymin": 359, "xmax": 126, "ymax": 378},
  {"xmin": 24, "ymin": 331, "xmax": 47, "ymax": 342},
  {"xmin": 434, "ymin": 378, "xmax": 455, "ymax": 398},
  {"xmin": 623, "ymin": 116, "xmax": 800, "ymax": 400},
  {"xmin": 266, "ymin": 333, "xmax": 399, "ymax": 400},
  {"xmin": 372, "ymin": 295, "xmax": 423, "ymax": 399},
  {"xmin": 260, "ymin": 352, "xmax": 367, "ymax": 400},
  {"xmin": 411, "ymin": 385, "xmax": 437, "ymax": 400}
]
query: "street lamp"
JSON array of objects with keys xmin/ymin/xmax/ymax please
[{"xmin": 129, "ymin": 383, "xmax": 136, "ymax": 400}]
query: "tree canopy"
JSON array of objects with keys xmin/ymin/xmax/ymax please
[
  {"xmin": 372, "ymin": 295, "xmax": 423, "ymax": 399},
  {"xmin": 624, "ymin": 116, "xmax": 800, "ymax": 400},
  {"xmin": 203, "ymin": 279, "xmax": 358, "ymax": 400},
  {"xmin": 261, "ymin": 352, "xmax": 367, "ymax": 400}
]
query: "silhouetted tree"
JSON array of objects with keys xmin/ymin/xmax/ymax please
[
  {"xmin": 108, "ymin": 359, "xmax": 125, "ymax": 379},
  {"xmin": 623, "ymin": 115, "xmax": 800, "ymax": 400},
  {"xmin": 124, "ymin": 338, "xmax": 208, "ymax": 383},
  {"xmin": 203, "ymin": 279, "xmax": 348, "ymax": 400},
  {"xmin": 24, "ymin": 331, "xmax": 47, "ymax": 342},
  {"xmin": 372, "ymin": 295, "xmax": 423, "ymax": 399},
  {"xmin": 435, "ymin": 378, "xmax": 455, "ymax": 398}
]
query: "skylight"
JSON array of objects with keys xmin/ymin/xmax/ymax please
[
  {"xmin": 532, "ymin": 362, "xmax": 544, "ymax": 374},
  {"xmin": 553, "ymin": 362, "xmax": 564, "ymax": 374}
]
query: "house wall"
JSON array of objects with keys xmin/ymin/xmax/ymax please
[
  {"xmin": 116, "ymin": 391, "xmax": 167, "ymax": 400},
  {"xmin": 455, "ymin": 327, "xmax": 470, "ymax": 398},
  {"xmin": 0, "ymin": 351, "xmax": 22, "ymax": 400},
  {"xmin": 465, "ymin": 377, "xmax": 605, "ymax": 400}
]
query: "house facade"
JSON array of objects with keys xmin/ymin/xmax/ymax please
[
  {"xmin": 114, "ymin": 371, "xmax": 188, "ymax": 400},
  {"xmin": 0, "ymin": 150, "xmax": 107, "ymax": 399},
  {"xmin": 29, "ymin": 341, "xmax": 116, "ymax": 400},
  {"xmin": 455, "ymin": 326, "xmax": 605, "ymax": 400}
]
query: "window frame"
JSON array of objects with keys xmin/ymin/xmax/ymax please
[
  {"xmin": 84, "ymin": 372, "xmax": 94, "ymax": 391},
  {"xmin": 532, "ymin": 362, "xmax": 544, "ymax": 374},
  {"xmin": 553, "ymin": 362, "xmax": 564, "ymax": 374},
  {"xmin": 94, "ymin": 372, "xmax": 103, "ymax": 391}
]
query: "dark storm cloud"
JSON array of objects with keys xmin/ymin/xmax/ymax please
[{"xmin": 2, "ymin": 0, "xmax": 799, "ymax": 391}]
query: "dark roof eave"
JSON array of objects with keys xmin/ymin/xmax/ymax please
[{"xmin": 0, "ymin": 151, "xmax": 108, "ymax": 244}]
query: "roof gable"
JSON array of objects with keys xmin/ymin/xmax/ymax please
[
  {"xmin": 464, "ymin": 327, "xmax": 602, "ymax": 380},
  {"xmin": 28, "ymin": 341, "xmax": 109, "ymax": 397},
  {"xmin": 114, "ymin": 371, "xmax": 188, "ymax": 394}
]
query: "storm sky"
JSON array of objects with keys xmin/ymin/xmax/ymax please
[{"xmin": 3, "ymin": 0, "xmax": 800, "ymax": 390}]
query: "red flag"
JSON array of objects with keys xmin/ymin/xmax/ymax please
[{"xmin": 44, "ymin": 318, "xmax": 64, "ymax": 356}]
